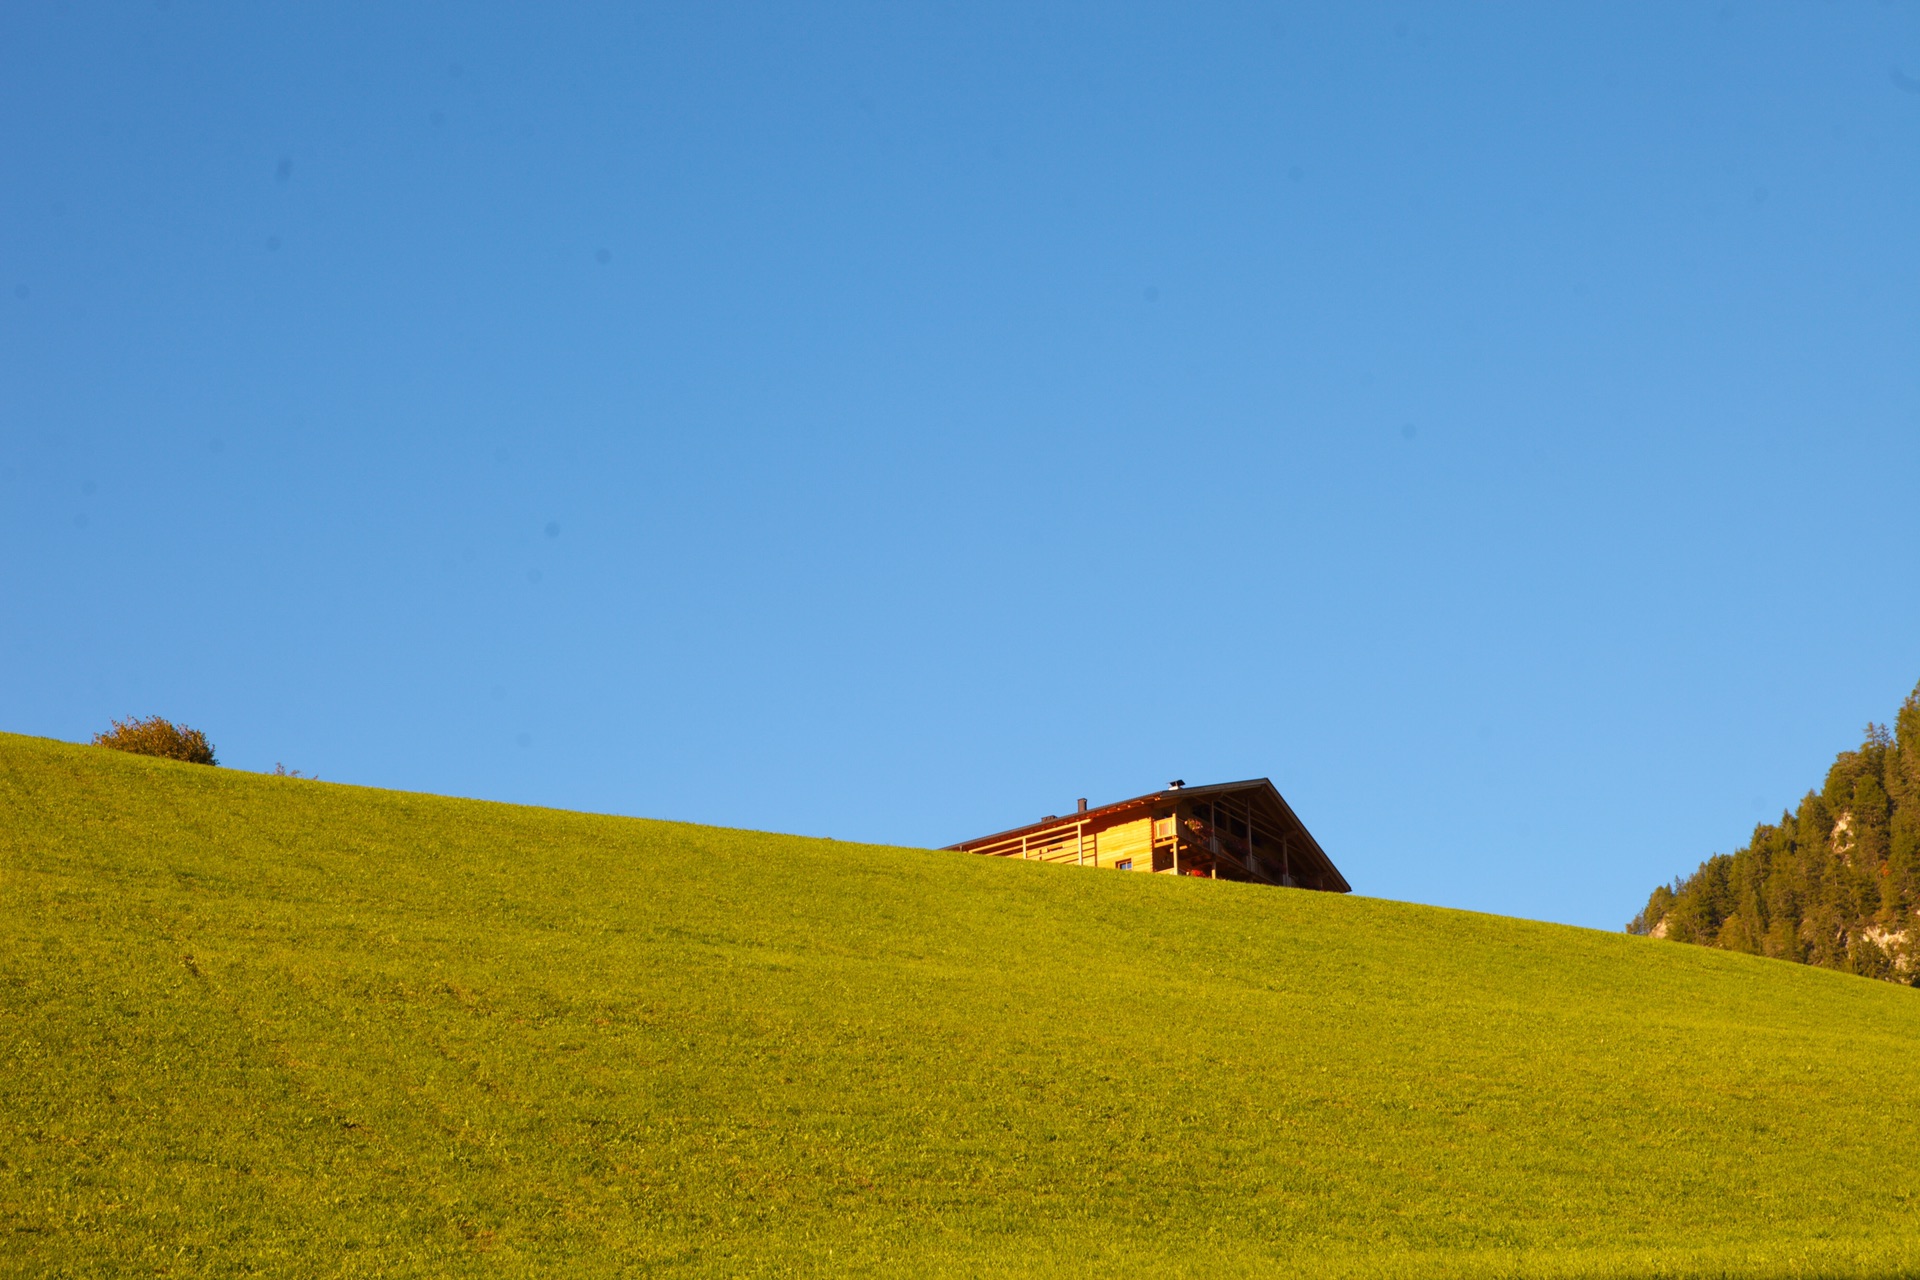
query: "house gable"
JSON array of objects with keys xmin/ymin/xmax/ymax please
[{"xmin": 945, "ymin": 779, "xmax": 1348, "ymax": 892}]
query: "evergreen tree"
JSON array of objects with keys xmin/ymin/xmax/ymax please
[{"xmin": 1629, "ymin": 681, "xmax": 1920, "ymax": 986}]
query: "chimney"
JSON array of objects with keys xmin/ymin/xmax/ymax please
[
  {"xmin": 1168, "ymin": 779, "xmax": 1185, "ymax": 790},
  {"xmin": 1077, "ymin": 797, "xmax": 1087, "ymax": 814}
]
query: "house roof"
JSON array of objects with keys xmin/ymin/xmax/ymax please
[{"xmin": 944, "ymin": 777, "xmax": 1349, "ymax": 892}]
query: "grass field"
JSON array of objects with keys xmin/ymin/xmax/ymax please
[{"xmin": 6, "ymin": 732, "xmax": 1920, "ymax": 1277}]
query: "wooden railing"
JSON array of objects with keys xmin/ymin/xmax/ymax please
[
  {"xmin": 965, "ymin": 821, "xmax": 1093, "ymax": 865},
  {"xmin": 963, "ymin": 811, "xmax": 1302, "ymax": 885},
  {"xmin": 1179, "ymin": 815, "xmax": 1284, "ymax": 885}
]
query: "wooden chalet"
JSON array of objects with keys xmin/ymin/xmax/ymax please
[{"xmin": 945, "ymin": 779, "xmax": 1349, "ymax": 892}]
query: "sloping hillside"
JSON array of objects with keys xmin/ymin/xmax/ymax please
[{"xmin": 5, "ymin": 733, "xmax": 1920, "ymax": 1278}]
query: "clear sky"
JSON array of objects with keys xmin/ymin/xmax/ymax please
[{"xmin": 4, "ymin": 3, "xmax": 1917, "ymax": 931}]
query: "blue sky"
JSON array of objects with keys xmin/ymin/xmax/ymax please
[{"xmin": 4, "ymin": 3, "xmax": 1916, "ymax": 931}]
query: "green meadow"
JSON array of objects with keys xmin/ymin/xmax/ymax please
[{"xmin": 6, "ymin": 732, "xmax": 1920, "ymax": 1278}]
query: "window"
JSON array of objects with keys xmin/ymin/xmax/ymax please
[{"xmin": 1115, "ymin": 859, "xmax": 1133, "ymax": 871}]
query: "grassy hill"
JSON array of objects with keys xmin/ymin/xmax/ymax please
[{"xmin": 6, "ymin": 734, "xmax": 1920, "ymax": 1278}]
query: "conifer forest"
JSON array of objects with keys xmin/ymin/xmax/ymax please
[{"xmin": 1632, "ymin": 682, "xmax": 1920, "ymax": 983}]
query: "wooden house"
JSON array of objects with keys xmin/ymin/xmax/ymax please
[{"xmin": 945, "ymin": 778, "xmax": 1349, "ymax": 892}]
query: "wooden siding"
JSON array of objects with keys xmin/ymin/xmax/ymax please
[
  {"xmin": 960, "ymin": 814, "xmax": 1165, "ymax": 873},
  {"xmin": 1094, "ymin": 816, "xmax": 1152, "ymax": 871}
]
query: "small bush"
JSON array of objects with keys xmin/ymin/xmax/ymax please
[{"xmin": 92, "ymin": 716, "xmax": 218, "ymax": 766}]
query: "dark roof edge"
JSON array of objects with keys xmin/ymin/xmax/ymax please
[{"xmin": 941, "ymin": 779, "xmax": 1276, "ymax": 852}]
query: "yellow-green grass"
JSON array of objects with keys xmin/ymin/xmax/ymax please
[{"xmin": 5, "ymin": 732, "xmax": 1920, "ymax": 1278}]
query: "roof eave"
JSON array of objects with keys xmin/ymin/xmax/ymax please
[{"xmin": 942, "ymin": 779, "xmax": 1277, "ymax": 852}]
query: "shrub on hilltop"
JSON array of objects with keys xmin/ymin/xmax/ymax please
[{"xmin": 92, "ymin": 716, "xmax": 218, "ymax": 766}]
